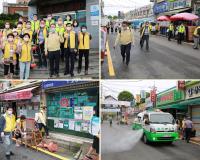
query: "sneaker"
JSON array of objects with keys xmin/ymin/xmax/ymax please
[
  {"xmin": 6, "ymin": 155, "xmax": 10, "ymax": 160},
  {"xmin": 10, "ymin": 152, "xmax": 14, "ymax": 156}
]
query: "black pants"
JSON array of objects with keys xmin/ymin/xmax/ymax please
[
  {"xmin": 141, "ymin": 35, "xmax": 149, "ymax": 50},
  {"xmin": 64, "ymin": 48, "xmax": 75, "ymax": 75},
  {"xmin": 92, "ymin": 136, "xmax": 99, "ymax": 154},
  {"xmin": 60, "ymin": 43, "xmax": 64, "ymax": 62},
  {"xmin": 38, "ymin": 123, "xmax": 49, "ymax": 136},
  {"xmin": 78, "ymin": 49, "xmax": 89, "ymax": 71},
  {"xmin": 177, "ymin": 33, "xmax": 184, "ymax": 44},
  {"xmin": 38, "ymin": 43, "xmax": 47, "ymax": 67},
  {"xmin": 120, "ymin": 43, "xmax": 131, "ymax": 65},
  {"xmin": 15, "ymin": 54, "xmax": 19, "ymax": 73},
  {"xmin": 185, "ymin": 128, "xmax": 192, "ymax": 143},
  {"xmin": 4, "ymin": 63, "xmax": 14, "ymax": 75},
  {"xmin": 168, "ymin": 31, "xmax": 172, "ymax": 41},
  {"xmin": 48, "ymin": 50, "xmax": 60, "ymax": 75}
]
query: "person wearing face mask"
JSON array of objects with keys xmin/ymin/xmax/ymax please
[
  {"xmin": 2, "ymin": 22, "xmax": 12, "ymax": 41},
  {"xmin": 114, "ymin": 21, "xmax": 135, "ymax": 66},
  {"xmin": 13, "ymin": 29, "xmax": 22, "ymax": 76},
  {"xmin": 18, "ymin": 33, "xmax": 34, "ymax": 79},
  {"xmin": 31, "ymin": 14, "xmax": 40, "ymax": 45},
  {"xmin": 64, "ymin": 15, "xmax": 73, "ymax": 27},
  {"xmin": 35, "ymin": 106, "xmax": 49, "ymax": 138},
  {"xmin": 16, "ymin": 16, "xmax": 26, "ymax": 29},
  {"xmin": 45, "ymin": 14, "xmax": 55, "ymax": 31},
  {"xmin": 22, "ymin": 21, "xmax": 33, "ymax": 43},
  {"xmin": 140, "ymin": 21, "xmax": 151, "ymax": 50},
  {"xmin": 63, "ymin": 23, "xmax": 78, "ymax": 77},
  {"xmin": 56, "ymin": 17, "xmax": 65, "ymax": 62},
  {"xmin": 2, "ymin": 33, "xmax": 17, "ymax": 79},
  {"xmin": 45, "ymin": 23, "xmax": 64, "ymax": 78},
  {"xmin": 16, "ymin": 22, "xmax": 23, "ymax": 38},
  {"xmin": 0, "ymin": 106, "xmax": 16, "ymax": 160},
  {"xmin": 78, "ymin": 25, "xmax": 92, "ymax": 75},
  {"xmin": 36, "ymin": 19, "xmax": 48, "ymax": 68},
  {"xmin": 72, "ymin": 20, "xmax": 80, "ymax": 61}
]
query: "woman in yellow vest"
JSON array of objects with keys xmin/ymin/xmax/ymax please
[
  {"xmin": 0, "ymin": 106, "xmax": 16, "ymax": 159},
  {"xmin": 18, "ymin": 33, "xmax": 34, "ymax": 79},
  {"xmin": 64, "ymin": 15, "xmax": 73, "ymax": 27},
  {"xmin": 15, "ymin": 115, "xmax": 26, "ymax": 147},
  {"xmin": 78, "ymin": 25, "xmax": 92, "ymax": 75},
  {"xmin": 16, "ymin": 22, "xmax": 23, "ymax": 37},
  {"xmin": 177, "ymin": 23, "xmax": 185, "ymax": 44},
  {"xmin": 2, "ymin": 22, "xmax": 12, "ymax": 41},
  {"xmin": 22, "ymin": 21, "xmax": 33, "ymax": 43},
  {"xmin": 193, "ymin": 25, "xmax": 200, "ymax": 49},
  {"xmin": 2, "ymin": 33, "xmax": 17, "ymax": 79},
  {"xmin": 36, "ymin": 19, "xmax": 48, "ymax": 68},
  {"xmin": 64, "ymin": 23, "xmax": 78, "ymax": 77},
  {"xmin": 13, "ymin": 29, "xmax": 22, "ymax": 76}
]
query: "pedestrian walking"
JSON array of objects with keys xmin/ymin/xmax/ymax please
[
  {"xmin": 0, "ymin": 106, "xmax": 16, "ymax": 160},
  {"xmin": 177, "ymin": 23, "xmax": 185, "ymax": 44},
  {"xmin": 140, "ymin": 21, "xmax": 151, "ymax": 50},
  {"xmin": 36, "ymin": 19, "xmax": 48, "ymax": 68},
  {"xmin": 181, "ymin": 117, "xmax": 186, "ymax": 140},
  {"xmin": 184, "ymin": 117, "xmax": 193, "ymax": 143},
  {"xmin": 78, "ymin": 25, "xmax": 92, "ymax": 75},
  {"xmin": 114, "ymin": 21, "xmax": 135, "ymax": 66},
  {"xmin": 193, "ymin": 25, "xmax": 200, "ymax": 49},
  {"xmin": 35, "ymin": 106, "xmax": 49, "ymax": 138},
  {"xmin": 14, "ymin": 115, "xmax": 26, "ymax": 147},
  {"xmin": 2, "ymin": 33, "xmax": 17, "ymax": 79},
  {"xmin": 101, "ymin": 23, "xmax": 107, "ymax": 63},
  {"xmin": 168, "ymin": 23, "xmax": 174, "ymax": 41},
  {"xmin": 109, "ymin": 116, "xmax": 112, "ymax": 127},
  {"xmin": 63, "ymin": 23, "xmax": 78, "ymax": 77},
  {"xmin": 18, "ymin": 33, "xmax": 34, "ymax": 80},
  {"xmin": 45, "ymin": 23, "xmax": 64, "ymax": 78}
]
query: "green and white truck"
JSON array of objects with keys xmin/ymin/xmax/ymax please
[{"xmin": 132, "ymin": 110, "xmax": 179, "ymax": 144}]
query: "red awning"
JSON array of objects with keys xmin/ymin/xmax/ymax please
[{"xmin": 0, "ymin": 87, "xmax": 37, "ymax": 101}]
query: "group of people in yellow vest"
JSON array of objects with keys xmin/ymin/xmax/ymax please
[
  {"xmin": 0, "ymin": 14, "xmax": 92, "ymax": 79},
  {"xmin": 167, "ymin": 22, "xmax": 200, "ymax": 49}
]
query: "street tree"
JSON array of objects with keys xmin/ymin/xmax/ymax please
[{"xmin": 118, "ymin": 91, "xmax": 134, "ymax": 102}]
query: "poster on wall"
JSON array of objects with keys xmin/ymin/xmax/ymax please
[
  {"xmin": 63, "ymin": 120, "xmax": 69, "ymax": 129},
  {"xmin": 69, "ymin": 120, "xmax": 75, "ymax": 130},
  {"xmin": 74, "ymin": 111, "xmax": 83, "ymax": 120},
  {"xmin": 75, "ymin": 122, "xmax": 81, "ymax": 131},
  {"xmin": 83, "ymin": 106, "xmax": 94, "ymax": 121},
  {"xmin": 81, "ymin": 122, "xmax": 89, "ymax": 132},
  {"xmin": 19, "ymin": 109, "xmax": 27, "ymax": 116},
  {"xmin": 89, "ymin": 116, "xmax": 100, "ymax": 136},
  {"xmin": 54, "ymin": 119, "xmax": 59, "ymax": 128}
]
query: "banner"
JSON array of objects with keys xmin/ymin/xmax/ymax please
[{"xmin": 83, "ymin": 106, "xmax": 94, "ymax": 121}]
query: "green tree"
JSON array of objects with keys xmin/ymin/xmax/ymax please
[
  {"xmin": 108, "ymin": 15, "xmax": 113, "ymax": 19},
  {"xmin": 118, "ymin": 91, "xmax": 134, "ymax": 102},
  {"xmin": 113, "ymin": 16, "xmax": 118, "ymax": 20}
]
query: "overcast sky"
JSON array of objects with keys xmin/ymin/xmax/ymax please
[
  {"xmin": 102, "ymin": 80, "xmax": 177, "ymax": 99},
  {"xmin": 0, "ymin": 0, "xmax": 16, "ymax": 13},
  {"xmin": 103, "ymin": 0, "xmax": 151, "ymax": 16}
]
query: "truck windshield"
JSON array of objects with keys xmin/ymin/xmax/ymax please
[{"xmin": 149, "ymin": 114, "xmax": 174, "ymax": 124}]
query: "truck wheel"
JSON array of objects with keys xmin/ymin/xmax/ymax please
[{"xmin": 143, "ymin": 134, "xmax": 149, "ymax": 144}]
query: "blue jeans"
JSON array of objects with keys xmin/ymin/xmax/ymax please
[
  {"xmin": 19, "ymin": 62, "xmax": 31, "ymax": 79},
  {"xmin": 2, "ymin": 132, "xmax": 13, "ymax": 155}
]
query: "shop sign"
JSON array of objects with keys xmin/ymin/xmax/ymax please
[
  {"xmin": 169, "ymin": 0, "xmax": 191, "ymax": 10},
  {"xmin": 0, "ymin": 90, "xmax": 33, "ymax": 101},
  {"xmin": 186, "ymin": 83, "xmax": 200, "ymax": 99},
  {"xmin": 177, "ymin": 80, "xmax": 185, "ymax": 90},
  {"xmin": 150, "ymin": 89, "xmax": 157, "ymax": 102},
  {"xmin": 157, "ymin": 89, "xmax": 184, "ymax": 106},
  {"xmin": 90, "ymin": 5, "xmax": 99, "ymax": 21},
  {"xmin": 42, "ymin": 80, "xmax": 85, "ymax": 89},
  {"xmin": 154, "ymin": 1, "xmax": 169, "ymax": 14},
  {"xmin": 60, "ymin": 98, "xmax": 69, "ymax": 107},
  {"xmin": 83, "ymin": 106, "xmax": 94, "ymax": 121}
]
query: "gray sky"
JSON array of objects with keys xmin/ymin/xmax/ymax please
[
  {"xmin": 103, "ymin": 0, "xmax": 151, "ymax": 16},
  {"xmin": 102, "ymin": 80, "xmax": 177, "ymax": 99},
  {"xmin": 0, "ymin": 0, "xmax": 16, "ymax": 13}
]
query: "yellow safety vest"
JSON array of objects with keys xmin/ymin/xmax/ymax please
[
  {"xmin": 37, "ymin": 28, "xmax": 48, "ymax": 44},
  {"xmin": 56, "ymin": 24, "xmax": 65, "ymax": 35},
  {"xmin": 45, "ymin": 19, "xmax": 55, "ymax": 29},
  {"xmin": 169, "ymin": 24, "xmax": 174, "ymax": 31},
  {"xmin": 31, "ymin": 20, "xmax": 40, "ymax": 32},
  {"xmin": 64, "ymin": 31, "xmax": 76, "ymax": 49},
  {"xmin": 78, "ymin": 32, "xmax": 90, "ymax": 50},
  {"xmin": 178, "ymin": 25, "xmax": 185, "ymax": 33},
  {"xmin": 64, "ymin": 20, "xmax": 72, "ymax": 25},
  {"xmin": 4, "ymin": 114, "xmax": 16, "ymax": 132},
  {"xmin": 19, "ymin": 42, "xmax": 32, "ymax": 62},
  {"xmin": 193, "ymin": 26, "xmax": 200, "ymax": 36},
  {"xmin": 3, "ymin": 42, "xmax": 17, "ymax": 60}
]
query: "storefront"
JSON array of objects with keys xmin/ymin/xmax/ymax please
[
  {"xmin": 42, "ymin": 81, "xmax": 99, "ymax": 138},
  {"xmin": 156, "ymin": 87, "xmax": 186, "ymax": 119},
  {"xmin": 28, "ymin": 0, "xmax": 99, "ymax": 49},
  {"xmin": 0, "ymin": 81, "xmax": 42, "ymax": 129},
  {"xmin": 181, "ymin": 81, "xmax": 200, "ymax": 136}
]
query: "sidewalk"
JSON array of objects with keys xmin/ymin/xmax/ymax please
[{"xmin": 190, "ymin": 136, "xmax": 200, "ymax": 146}]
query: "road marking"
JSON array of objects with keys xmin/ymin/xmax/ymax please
[{"xmin": 106, "ymin": 41, "xmax": 115, "ymax": 76}]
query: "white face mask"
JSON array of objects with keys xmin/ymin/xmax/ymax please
[
  {"xmin": 24, "ymin": 37, "xmax": 29, "ymax": 42},
  {"xmin": 5, "ymin": 25, "xmax": 10, "ymax": 29},
  {"xmin": 8, "ymin": 37, "xmax": 13, "ymax": 42},
  {"xmin": 7, "ymin": 111, "xmax": 12, "ymax": 115},
  {"xmin": 82, "ymin": 28, "xmax": 87, "ymax": 33}
]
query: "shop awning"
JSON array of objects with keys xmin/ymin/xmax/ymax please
[
  {"xmin": 0, "ymin": 87, "xmax": 38, "ymax": 101},
  {"xmin": 162, "ymin": 8, "xmax": 191, "ymax": 16},
  {"xmin": 157, "ymin": 103, "xmax": 187, "ymax": 110},
  {"xmin": 179, "ymin": 98, "xmax": 200, "ymax": 106},
  {"xmin": 28, "ymin": 0, "xmax": 72, "ymax": 6}
]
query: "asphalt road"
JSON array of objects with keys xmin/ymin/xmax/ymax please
[
  {"xmin": 0, "ymin": 143, "xmax": 57, "ymax": 160},
  {"xmin": 102, "ymin": 30, "xmax": 200, "ymax": 79},
  {"xmin": 102, "ymin": 121, "xmax": 200, "ymax": 160}
]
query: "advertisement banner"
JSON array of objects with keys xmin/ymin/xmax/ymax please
[{"xmin": 83, "ymin": 106, "xmax": 94, "ymax": 121}]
